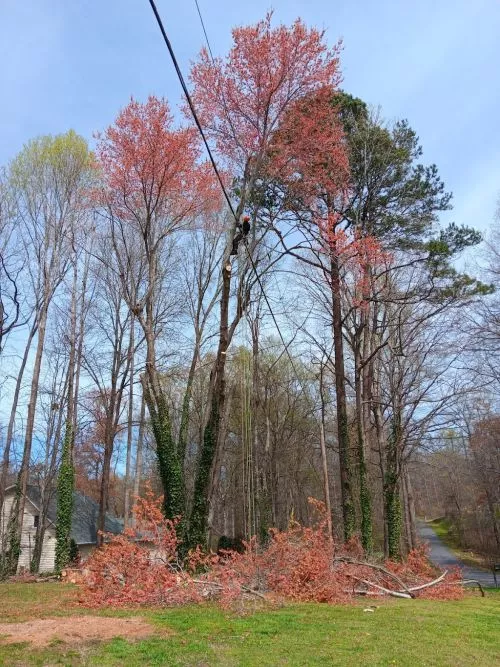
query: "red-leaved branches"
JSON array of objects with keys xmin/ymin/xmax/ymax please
[
  {"xmin": 189, "ymin": 14, "xmax": 343, "ymax": 175},
  {"xmin": 96, "ymin": 96, "xmax": 221, "ymax": 231},
  {"xmin": 81, "ymin": 495, "xmax": 463, "ymax": 609},
  {"xmin": 270, "ymin": 87, "xmax": 350, "ymax": 206},
  {"xmin": 94, "ymin": 97, "xmax": 224, "ymax": 525}
]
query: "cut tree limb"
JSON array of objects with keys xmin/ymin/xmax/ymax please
[
  {"xmin": 407, "ymin": 571, "xmax": 448, "ymax": 592},
  {"xmin": 345, "ymin": 570, "xmax": 449, "ymax": 598},
  {"xmin": 334, "ymin": 557, "xmax": 415, "ymax": 598},
  {"xmin": 345, "ymin": 574, "xmax": 412, "ymax": 599}
]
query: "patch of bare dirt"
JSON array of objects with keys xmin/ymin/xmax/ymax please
[{"xmin": 0, "ymin": 615, "xmax": 162, "ymax": 647}]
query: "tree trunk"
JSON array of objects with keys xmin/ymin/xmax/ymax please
[
  {"xmin": 72, "ymin": 245, "xmax": 91, "ymax": 436},
  {"xmin": 140, "ymin": 252, "xmax": 184, "ymax": 521},
  {"xmin": 7, "ymin": 302, "xmax": 49, "ymax": 574},
  {"xmin": 142, "ymin": 370, "xmax": 184, "ymax": 521},
  {"xmin": 261, "ymin": 387, "xmax": 274, "ymax": 538},
  {"xmin": 188, "ymin": 257, "xmax": 232, "ymax": 548},
  {"xmin": 97, "ymin": 419, "xmax": 114, "ymax": 547},
  {"xmin": 402, "ymin": 464, "xmax": 417, "ymax": 552},
  {"xmin": 384, "ymin": 411, "xmax": 402, "ymax": 559},
  {"xmin": 31, "ymin": 366, "xmax": 68, "ymax": 573},
  {"xmin": 329, "ymin": 248, "xmax": 355, "ymax": 541},
  {"xmin": 55, "ymin": 256, "xmax": 78, "ymax": 572},
  {"xmin": 123, "ymin": 316, "xmax": 135, "ymax": 530},
  {"xmin": 0, "ymin": 321, "xmax": 37, "ymax": 517},
  {"xmin": 132, "ymin": 395, "xmax": 146, "ymax": 525},
  {"xmin": 318, "ymin": 365, "xmax": 333, "ymax": 541},
  {"xmin": 178, "ymin": 333, "xmax": 202, "ymax": 469},
  {"xmin": 97, "ymin": 302, "xmax": 126, "ymax": 545},
  {"xmin": 354, "ymin": 352, "xmax": 373, "ymax": 552}
]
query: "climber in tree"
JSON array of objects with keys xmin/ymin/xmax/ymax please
[{"xmin": 230, "ymin": 215, "xmax": 251, "ymax": 255}]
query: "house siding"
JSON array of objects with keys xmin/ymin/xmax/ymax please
[
  {"xmin": 1, "ymin": 488, "xmax": 121, "ymax": 573},
  {"xmin": 1, "ymin": 493, "xmax": 57, "ymax": 573}
]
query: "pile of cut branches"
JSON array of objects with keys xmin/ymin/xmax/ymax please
[{"xmin": 80, "ymin": 493, "xmax": 464, "ymax": 609}]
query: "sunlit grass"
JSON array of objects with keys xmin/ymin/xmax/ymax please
[{"xmin": 0, "ymin": 583, "xmax": 498, "ymax": 665}]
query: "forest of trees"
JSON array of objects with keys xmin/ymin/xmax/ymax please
[{"xmin": 0, "ymin": 16, "xmax": 498, "ymax": 576}]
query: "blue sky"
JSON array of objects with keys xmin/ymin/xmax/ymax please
[{"xmin": 1, "ymin": 0, "xmax": 499, "ymax": 232}]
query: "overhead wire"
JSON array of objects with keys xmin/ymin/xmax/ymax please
[
  {"xmin": 147, "ymin": 0, "xmax": 236, "ymax": 221},
  {"xmin": 193, "ymin": 0, "xmax": 215, "ymax": 61}
]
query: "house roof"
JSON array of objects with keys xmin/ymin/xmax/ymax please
[{"xmin": 7, "ymin": 485, "xmax": 123, "ymax": 545}]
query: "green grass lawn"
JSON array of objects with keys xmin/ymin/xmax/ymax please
[
  {"xmin": 0, "ymin": 583, "xmax": 498, "ymax": 666},
  {"xmin": 429, "ymin": 519, "xmax": 492, "ymax": 570}
]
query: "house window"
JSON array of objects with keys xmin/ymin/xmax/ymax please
[{"xmin": 33, "ymin": 515, "xmax": 39, "ymax": 528}]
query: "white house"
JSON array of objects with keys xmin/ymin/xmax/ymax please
[{"xmin": 0, "ymin": 485, "xmax": 123, "ymax": 573}]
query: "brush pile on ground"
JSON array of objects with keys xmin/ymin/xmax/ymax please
[{"xmin": 80, "ymin": 493, "xmax": 463, "ymax": 608}]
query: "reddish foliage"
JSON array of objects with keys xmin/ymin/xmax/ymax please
[
  {"xmin": 80, "ymin": 494, "xmax": 462, "ymax": 608},
  {"xmin": 266, "ymin": 81, "xmax": 390, "ymax": 312},
  {"xmin": 269, "ymin": 88, "xmax": 349, "ymax": 206},
  {"xmin": 96, "ymin": 96, "xmax": 221, "ymax": 230},
  {"xmin": 190, "ymin": 14, "xmax": 343, "ymax": 173},
  {"xmin": 82, "ymin": 489, "xmax": 201, "ymax": 608},
  {"xmin": 383, "ymin": 545, "xmax": 464, "ymax": 600}
]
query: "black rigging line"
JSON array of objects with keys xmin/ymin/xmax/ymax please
[
  {"xmin": 193, "ymin": 0, "xmax": 215, "ymax": 61},
  {"xmin": 146, "ymin": 0, "xmax": 318, "ymax": 413},
  {"xmin": 147, "ymin": 0, "xmax": 237, "ymax": 221}
]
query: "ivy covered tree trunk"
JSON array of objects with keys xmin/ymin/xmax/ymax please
[
  {"xmin": 0, "ymin": 485, "xmax": 21, "ymax": 578},
  {"xmin": 187, "ymin": 173, "xmax": 252, "ymax": 550},
  {"xmin": 140, "ymin": 261, "xmax": 185, "ymax": 523},
  {"xmin": 31, "ymin": 369, "xmax": 67, "ymax": 573},
  {"xmin": 354, "ymin": 347, "xmax": 373, "ymax": 552},
  {"xmin": 384, "ymin": 413, "xmax": 402, "ymax": 559},
  {"xmin": 55, "ymin": 255, "xmax": 78, "ymax": 572},
  {"xmin": 318, "ymin": 363, "xmax": 334, "ymax": 541},
  {"xmin": 177, "ymin": 380, "xmax": 193, "ymax": 471},
  {"xmin": 142, "ymin": 269, "xmax": 184, "ymax": 522},
  {"xmin": 140, "ymin": 350, "xmax": 184, "ymax": 525},
  {"xmin": 357, "ymin": 407, "xmax": 373, "ymax": 552},
  {"xmin": 329, "ymin": 247, "xmax": 355, "ymax": 541},
  {"xmin": 55, "ymin": 427, "xmax": 75, "ymax": 572},
  {"xmin": 188, "ymin": 258, "xmax": 232, "ymax": 549},
  {"xmin": 135, "ymin": 230, "xmax": 185, "ymax": 527},
  {"xmin": 143, "ymin": 380, "xmax": 185, "ymax": 520}
]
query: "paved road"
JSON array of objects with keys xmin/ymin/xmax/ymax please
[{"xmin": 417, "ymin": 521, "xmax": 498, "ymax": 588}]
